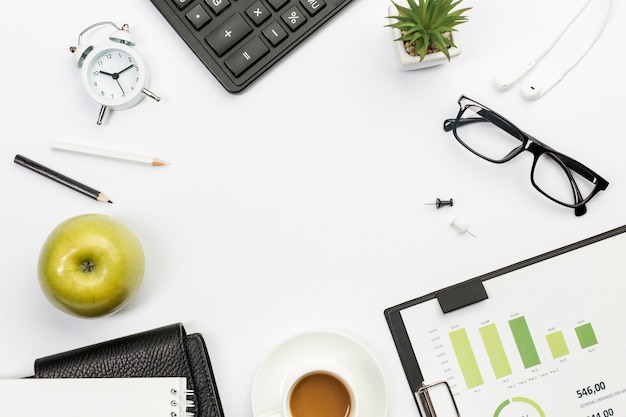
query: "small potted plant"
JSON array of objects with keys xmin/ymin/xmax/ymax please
[{"xmin": 386, "ymin": 0, "xmax": 471, "ymax": 70}]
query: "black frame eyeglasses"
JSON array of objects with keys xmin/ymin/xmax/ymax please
[{"xmin": 443, "ymin": 95, "xmax": 609, "ymax": 216}]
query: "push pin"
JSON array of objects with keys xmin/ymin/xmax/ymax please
[
  {"xmin": 450, "ymin": 218, "xmax": 476, "ymax": 238},
  {"xmin": 425, "ymin": 198, "xmax": 454, "ymax": 208}
]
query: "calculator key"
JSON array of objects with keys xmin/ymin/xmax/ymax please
[
  {"xmin": 171, "ymin": 0, "xmax": 192, "ymax": 10},
  {"xmin": 246, "ymin": 1, "xmax": 271, "ymax": 26},
  {"xmin": 299, "ymin": 0, "xmax": 325, "ymax": 16},
  {"xmin": 266, "ymin": 0, "xmax": 289, "ymax": 11},
  {"xmin": 281, "ymin": 6, "xmax": 307, "ymax": 31},
  {"xmin": 205, "ymin": 13, "xmax": 252, "ymax": 57},
  {"xmin": 205, "ymin": 0, "xmax": 230, "ymax": 15},
  {"xmin": 225, "ymin": 37, "xmax": 270, "ymax": 77},
  {"xmin": 262, "ymin": 21, "xmax": 288, "ymax": 46},
  {"xmin": 186, "ymin": 4, "xmax": 212, "ymax": 30}
]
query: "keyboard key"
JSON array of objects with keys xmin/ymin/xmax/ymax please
[
  {"xmin": 281, "ymin": 5, "xmax": 307, "ymax": 31},
  {"xmin": 225, "ymin": 37, "xmax": 270, "ymax": 76},
  {"xmin": 246, "ymin": 1, "xmax": 271, "ymax": 26},
  {"xmin": 299, "ymin": 0, "xmax": 325, "ymax": 15},
  {"xmin": 266, "ymin": 0, "xmax": 290, "ymax": 11},
  {"xmin": 171, "ymin": 0, "xmax": 192, "ymax": 10},
  {"xmin": 186, "ymin": 4, "xmax": 212, "ymax": 30},
  {"xmin": 205, "ymin": 0, "xmax": 230, "ymax": 15},
  {"xmin": 205, "ymin": 13, "xmax": 252, "ymax": 56},
  {"xmin": 262, "ymin": 21, "xmax": 288, "ymax": 46}
]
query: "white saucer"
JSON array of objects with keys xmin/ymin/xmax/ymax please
[{"xmin": 251, "ymin": 329, "xmax": 389, "ymax": 417}]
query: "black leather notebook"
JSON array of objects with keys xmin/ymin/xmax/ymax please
[{"xmin": 32, "ymin": 323, "xmax": 225, "ymax": 417}]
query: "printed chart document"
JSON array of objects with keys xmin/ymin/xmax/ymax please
[{"xmin": 385, "ymin": 225, "xmax": 626, "ymax": 417}]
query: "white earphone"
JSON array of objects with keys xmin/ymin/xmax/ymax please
[
  {"xmin": 520, "ymin": 74, "xmax": 564, "ymax": 101},
  {"xmin": 494, "ymin": 0, "xmax": 610, "ymax": 100},
  {"xmin": 493, "ymin": 60, "xmax": 537, "ymax": 91}
]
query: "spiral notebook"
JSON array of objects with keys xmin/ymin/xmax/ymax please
[{"xmin": 0, "ymin": 377, "xmax": 194, "ymax": 416}]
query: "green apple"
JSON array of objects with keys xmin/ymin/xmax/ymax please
[{"xmin": 37, "ymin": 214, "xmax": 145, "ymax": 318}]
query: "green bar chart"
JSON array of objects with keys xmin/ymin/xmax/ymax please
[
  {"xmin": 546, "ymin": 330, "xmax": 569, "ymax": 358},
  {"xmin": 449, "ymin": 328, "xmax": 484, "ymax": 388},
  {"xmin": 575, "ymin": 323, "xmax": 598, "ymax": 348},
  {"xmin": 448, "ymin": 317, "xmax": 599, "ymax": 389},
  {"xmin": 509, "ymin": 316, "xmax": 541, "ymax": 368},
  {"xmin": 479, "ymin": 323, "xmax": 512, "ymax": 379}
]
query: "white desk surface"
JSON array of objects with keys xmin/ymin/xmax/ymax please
[{"xmin": 0, "ymin": 0, "xmax": 623, "ymax": 416}]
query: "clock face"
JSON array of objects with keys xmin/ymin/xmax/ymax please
[{"xmin": 84, "ymin": 47, "xmax": 145, "ymax": 107}]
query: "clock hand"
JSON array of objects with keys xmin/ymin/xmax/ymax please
[
  {"xmin": 117, "ymin": 65, "xmax": 135, "ymax": 75},
  {"xmin": 100, "ymin": 65, "xmax": 133, "ymax": 80},
  {"xmin": 116, "ymin": 79, "xmax": 126, "ymax": 96},
  {"xmin": 97, "ymin": 69, "xmax": 125, "ymax": 94},
  {"xmin": 110, "ymin": 65, "xmax": 134, "ymax": 96}
]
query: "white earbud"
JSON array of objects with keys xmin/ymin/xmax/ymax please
[
  {"xmin": 520, "ymin": 75, "xmax": 564, "ymax": 100},
  {"xmin": 520, "ymin": 82, "xmax": 541, "ymax": 100},
  {"xmin": 493, "ymin": 61, "xmax": 536, "ymax": 91}
]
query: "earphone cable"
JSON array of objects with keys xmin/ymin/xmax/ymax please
[{"xmin": 559, "ymin": 0, "xmax": 612, "ymax": 79}]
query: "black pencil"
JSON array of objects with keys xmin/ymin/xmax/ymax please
[{"xmin": 14, "ymin": 154, "xmax": 112, "ymax": 203}]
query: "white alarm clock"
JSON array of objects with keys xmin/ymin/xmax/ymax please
[{"xmin": 70, "ymin": 22, "xmax": 160, "ymax": 125}]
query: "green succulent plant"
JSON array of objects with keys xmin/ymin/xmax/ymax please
[{"xmin": 386, "ymin": 0, "xmax": 471, "ymax": 62}]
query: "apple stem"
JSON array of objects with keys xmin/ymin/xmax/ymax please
[{"xmin": 81, "ymin": 260, "xmax": 96, "ymax": 272}]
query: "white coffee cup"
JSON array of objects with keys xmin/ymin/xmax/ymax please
[{"xmin": 259, "ymin": 360, "xmax": 359, "ymax": 417}]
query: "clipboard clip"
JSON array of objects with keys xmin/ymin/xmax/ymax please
[{"xmin": 416, "ymin": 380, "xmax": 460, "ymax": 417}]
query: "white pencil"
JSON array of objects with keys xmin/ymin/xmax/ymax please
[{"xmin": 51, "ymin": 141, "xmax": 168, "ymax": 166}]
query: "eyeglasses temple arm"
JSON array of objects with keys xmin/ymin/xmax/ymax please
[
  {"xmin": 553, "ymin": 153, "xmax": 586, "ymax": 202},
  {"xmin": 444, "ymin": 114, "xmax": 523, "ymax": 143},
  {"xmin": 544, "ymin": 152, "xmax": 608, "ymax": 217},
  {"xmin": 443, "ymin": 117, "xmax": 486, "ymax": 132},
  {"xmin": 557, "ymin": 154, "xmax": 609, "ymax": 190},
  {"xmin": 526, "ymin": 135, "xmax": 609, "ymax": 188}
]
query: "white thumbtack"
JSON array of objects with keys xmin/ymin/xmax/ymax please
[{"xmin": 450, "ymin": 218, "xmax": 477, "ymax": 238}]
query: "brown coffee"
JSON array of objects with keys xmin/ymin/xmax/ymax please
[{"xmin": 289, "ymin": 372, "xmax": 352, "ymax": 417}]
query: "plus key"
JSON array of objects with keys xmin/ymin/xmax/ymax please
[{"xmin": 205, "ymin": 13, "xmax": 252, "ymax": 56}]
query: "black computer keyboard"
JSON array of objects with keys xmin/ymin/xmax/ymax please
[{"xmin": 149, "ymin": 0, "xmax": 356, "ymax": 92}]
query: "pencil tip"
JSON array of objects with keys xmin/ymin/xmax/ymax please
[
  {"xmin": 97, "ymin": 193, "xmax": 112, "ymax": 203},
  {"xmin": 152, "ymin": 158, "xmax": 168, "ymax": 166}
]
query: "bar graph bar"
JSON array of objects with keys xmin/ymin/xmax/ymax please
[
  {"xmin": 449, "ymin": 328, "xmax": 484, "ymax": 388},
  {"xmin": 508, "ymin": 316, "xmax": 541, "ymax": 368},
  {"xmin": 479, "ymin": 323, "xmax": 512, "ymax": 378},
  {"xmin": 575, "ymin": 323, "xmax": 598, "ymax": 348},
  {"xmin": 448, "ymin": 317, "xmax": 598, "ymax": 389},
  {"xmin": 546, "ymin": 330, "xmax": 569, "ymax": 358}
]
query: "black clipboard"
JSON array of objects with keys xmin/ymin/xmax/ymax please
[{"xmin": 384, "ymin": 224, "xmax": 626, "ymax": 417}]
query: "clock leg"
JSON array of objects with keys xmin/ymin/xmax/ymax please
[
  {"xmin": 142, "ymin": 88, "xmax": 161, "ymax": 102},
  {"xmin": 97, "ymin": 105, "xmax": 107, "ymax": 125}
]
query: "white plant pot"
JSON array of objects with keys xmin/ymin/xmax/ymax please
[{"xmin": 387, "ymin": 3, "xmax": 462, "ymax": 70}]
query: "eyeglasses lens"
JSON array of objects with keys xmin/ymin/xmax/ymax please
[
  {"xmin": 532, "ymin": 153, "xmax": 596, "ymax": 206},
  {"xmin": 456, "ymin": 105, "xmax": 525, "ymax": 162}
]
